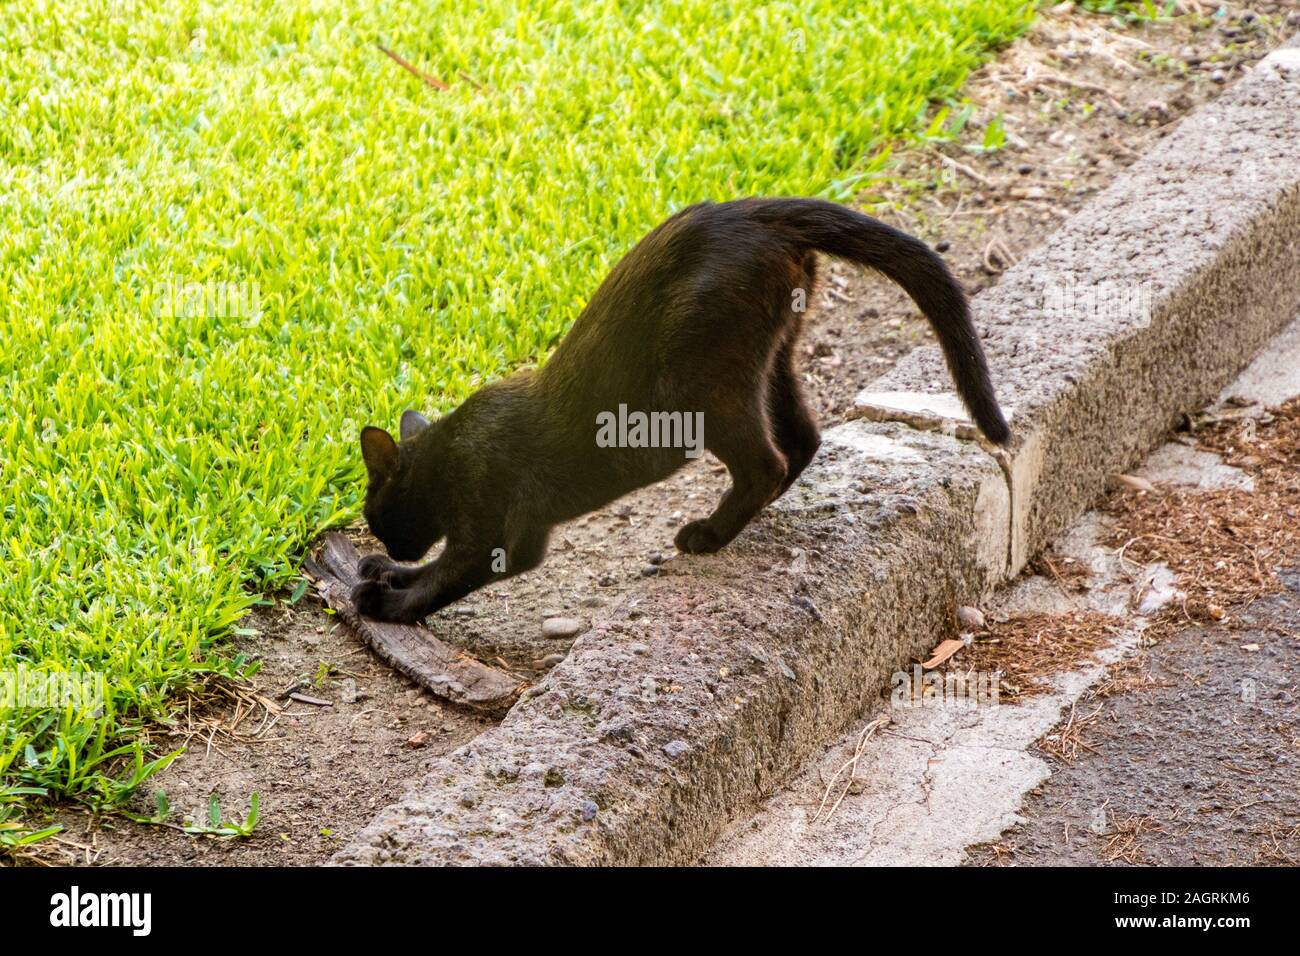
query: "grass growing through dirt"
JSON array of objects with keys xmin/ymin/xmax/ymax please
[{"xmin": 0, "ymin": 0, "xmax": 1034, "ymax": 834}]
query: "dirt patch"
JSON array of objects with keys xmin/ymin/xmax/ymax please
[
  {"xmin": 18, "ymin": 1, "xmax": 1288, "ymax": 866},
  {"xmin": 26, "ymin": 601, "xmax": 492, "ymax": 866}
]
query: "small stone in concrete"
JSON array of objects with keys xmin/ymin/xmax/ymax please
[
  {"xmin": 663, "ymin": 740, "xmax": 689, "ymax": 759},
  {"xmin": 542, "ymin": 617, "xmax": 583, "ymax": 639},
  {"xmin": 581, "ymin": 800, "xmax": 599, "ymax": 822}
]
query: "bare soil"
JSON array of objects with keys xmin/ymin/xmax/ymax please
[
  {"xmin": 32, "ymin": 601, "xmax": 492, "ymax": 866},
  {"xmin": 18, "ymin": 0, "xmax": 1289, "ymax": 866}
]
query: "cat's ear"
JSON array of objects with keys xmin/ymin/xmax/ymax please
[
  {"xmin": 360, "ymin": 426, "xmax": 399, "ymax": 481},
  {"xmin": 400, "ymin": 409, "xmax": 430, "ymax": 441}
]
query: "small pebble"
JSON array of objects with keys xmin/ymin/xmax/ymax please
[
  {"xmin": 1210, "ymin": 70, "xmax": 1227, "ymax": 85},
  {"xmin": 542, "ymin": 617, "xmax": 583, "ymax": 639},
  {"xmin": 934, "ymin": 239, "xmax": 951, "ymax": 253},
  {"xmin": 630, "ymin": 642, "xmax": 651, "ymax": 656},
  {"xmin": 1016, "ymin": 163, "xmax": 1033, "ymax": 175},
  {"xmin": 663, "ymin": 740, "xmax": 689, "ymax": 759},
  {"xmin": 640, "ymin": 564, "xmax": 660, "ymax": 577},
  {"xmin": 580, "ymin": 800, "xmax": 599, "ymax": 822},
  {"xmin": 956, "ymin": 605, "xmax": 986, "ymax": 630}
]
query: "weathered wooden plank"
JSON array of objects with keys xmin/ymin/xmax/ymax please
[{"xmin": 303, "ymin": 534, "xmax": 525, "ymax": 717}]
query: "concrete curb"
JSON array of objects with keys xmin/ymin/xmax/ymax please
[{"xmin": 331, "ymin": 39, "xmax": 1300, "ymax": 866}]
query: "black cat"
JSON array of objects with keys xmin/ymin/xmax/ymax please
[{"xmin": 352, "ymin": 198, "xmax": 1009, "ymax": 623}]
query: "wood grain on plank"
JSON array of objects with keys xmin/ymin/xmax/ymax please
[{"xmin": 304, "ymin": 534, "xmax": 525, "ymax": 716}]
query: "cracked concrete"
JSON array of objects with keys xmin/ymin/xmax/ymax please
[{"xmin": 705, "ymin": 512, "xmax": 1150, "ymax": 866}]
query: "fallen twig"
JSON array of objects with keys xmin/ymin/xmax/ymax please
[
  {"xmin": 813, "ymin": 716, "xmax": 891, "ymax": 824},
  {"xmin": 376, "ymin": 43, "xmax": 450, "ymax": 91}
]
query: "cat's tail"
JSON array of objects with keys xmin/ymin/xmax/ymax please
[{"xmin": 752, "ymin": 197, "xmax": 1010, "ymax": 445}]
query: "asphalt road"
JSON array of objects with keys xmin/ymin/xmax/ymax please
[{"xmin": 969, "ymin": 570, "xmax": 1300, "ymax": 866}]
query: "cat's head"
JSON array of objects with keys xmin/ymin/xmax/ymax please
[{"xmin": 359, "ymin": 409, "xmax": 440, "ymax": 561}]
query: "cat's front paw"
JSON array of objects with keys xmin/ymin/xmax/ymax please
[
  {"xmin": 351, "ymin": 580, "xmax": 427, "ymax": 624},
  {"xmin": 358, "ymin": 552, "xmax": 399, "ymax": 583},
  {"xmin": 674, "ymin": 518, "xmax": 726, "ymax": 554},
  {"xmin": 351, "ymin": 579, "xmax": 387, "ymax": 618}
]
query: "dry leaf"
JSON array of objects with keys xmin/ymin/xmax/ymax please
[
  {"xmin": 923, "ymin": 638, "xmax": 965, "ymax": 669},
  {"xmin": 1112, "ymin": 473, "xmax": 1156, "ymax": 493}
]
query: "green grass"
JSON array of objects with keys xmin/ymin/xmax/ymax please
[
  {"xmin": 1077, "ymin": 0, "xmax": 1178, "ymax": 22},
  {"xmin": 0, "ymin": 0, "xmax": 1034, "ymax": 835}
]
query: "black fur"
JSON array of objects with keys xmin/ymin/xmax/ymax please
[{"xmin": 353, "ymin": 198, "xmax": 1009, "ymax": 622}]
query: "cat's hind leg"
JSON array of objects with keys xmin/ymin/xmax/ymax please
[
  {"xmin": 767, "ymin": 337, "xmax": 821, "ymax": 497},
  {"xmin": 674, "ymin": 404, "xmax": 787, "ymax": 554}
]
